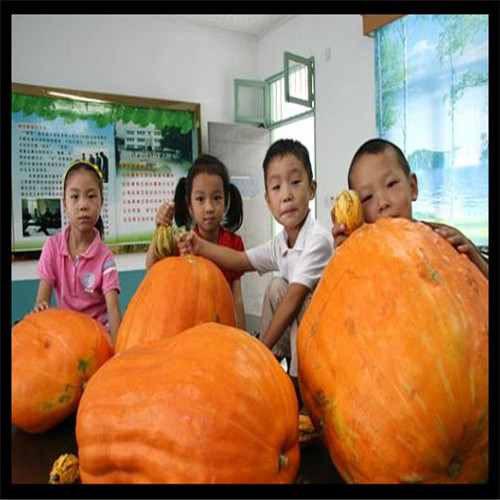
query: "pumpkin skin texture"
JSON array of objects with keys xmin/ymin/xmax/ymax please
[
  {"xmin": 12, "ymin": 309, "xmax": 113, "ymax": 433},
  {"xmin": 76, "ymin": 323, "xmax": 300, "ymax": 483},
  {"xmin": 115, "ymin": 255, "xmax": 235, "ymax": 353},
  {"xmin": 297, "ymin": 218, "xmax": 488, "ymax": 484}
]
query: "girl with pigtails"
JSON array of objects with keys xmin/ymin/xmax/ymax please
[{"xmin": 145, "ymin": 154, "xmax": 247, "ymax": 330}]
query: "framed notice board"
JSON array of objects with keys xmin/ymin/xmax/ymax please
[{"xmin": 11, "ymin": 83, "xmax": 201, "ymax": 255}]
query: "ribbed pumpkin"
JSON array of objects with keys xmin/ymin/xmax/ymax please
[
  {"xmin": 76, "ymin": 323, "xmax": 300, "ymax": 483},
  {"xmin": 151, "ymin": 224, "xmax": 186, "ymax": 258},
  {"xmin": 115, "ymin": 255, "xmax": 235, "ymax": 353},
  {"xmin": 12, "ymin": 309, "xmax": 113, "ymax": 433},
  {"xmin": 331, "ymin": 189, "xmax": 364, "ymax": 235},
  {"xmin": 298, "ymin": 218, "xmax": 488, "ymax": 483}
]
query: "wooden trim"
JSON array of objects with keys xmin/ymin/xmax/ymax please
[
  {"xmin": 12, "ymin": 82, "xmax": 201, "ymax": 115},
  {"xmin": 362, "ymin": 15, "xmax": 405, "ymax": 37}
]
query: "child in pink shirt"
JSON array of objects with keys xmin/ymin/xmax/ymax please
[{"xmin": 34, "ymin": 160, "xmax": 121, "ymax": 342}]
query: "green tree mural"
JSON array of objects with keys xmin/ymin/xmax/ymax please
[
  {"xmin": 12, "ymin": 94, "xmax": 195, "ymax": 134},
  {"xmin": 431, "ymin": 15, "xmax": 488, "ymax": 166},
  {"xmin": 376, "ymin": 23, "xmax": 405, "ymax": 144},
  {"xmin": 394, "ymin": 18, "xmax": 408, "ymax": 153}
]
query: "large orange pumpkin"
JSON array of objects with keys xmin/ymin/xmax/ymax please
[
  {"xmin": 76, "ymin": 323, "xmax": 300, "ymax": 483},
  {"xmin": 115, "ymin": 255, "xmax": 235, "ymax": 353},
  {"xmin": 12, "ymin": 309, "xmax": 113, "ymax": 433},
  {"xmin": 298, "ymin": 218, "xmax": 488, "ymax": 483}
]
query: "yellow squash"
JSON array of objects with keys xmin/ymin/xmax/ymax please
[
  {"xmin": 49, "ymin": 453, "xmax": 80, "ymax": 484},
  {"xmin": 331, "ymin": 190, "xmax": 364, "ymax": 234},
  {"xmin": 152, "ymin": 225, "xmax": 186, "ymax": 258}
]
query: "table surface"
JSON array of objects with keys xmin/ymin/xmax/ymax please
[{"xmin": 11, "ymin": 417, "xmax": 345, "ymax": 484}]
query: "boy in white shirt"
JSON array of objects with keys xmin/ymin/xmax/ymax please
[{"xmin": 177, "ymin": 139, "xmax": 333, "ymax": 403}]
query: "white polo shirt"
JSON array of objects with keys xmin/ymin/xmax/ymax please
[{"xmin": 246, "ymin": 211, "xmax": 333, "ymax": 289}]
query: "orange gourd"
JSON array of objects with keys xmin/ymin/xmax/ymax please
[
  {"xmin": 331, "ymin": 189, "xmax": 364, "ymax": 234},
  {"xmin": 151, "ymin": 224, "xmax": 186, "ymax": 258},
  {"xmin": 115, "ymin": 255, "xmax": 235, "ymax": 353},
  {"xmin": 77, "ymin": 323, "xmax": 300, "ymax": 483},
  {"xmin": 12, "ymin": 309, "xmax": 113, "ymax": 433},
  {"xmin": 298, "ymin": 218, "xmax": 488, "ymax": 483}
]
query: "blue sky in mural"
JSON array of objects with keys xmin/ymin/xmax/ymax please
[{"xmin": 375, "ymin": 14, "xmax": 488, "ymax": 245}]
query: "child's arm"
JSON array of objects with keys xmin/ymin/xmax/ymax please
[
  {"xmin": 104, "ymin": 289, "xmax": 121, "ymax": 345},
  {"xmin": 260, "ymin": 283, "xmax": 310, "ymax": 349},
  {"xmin": 232, "ymin": 279, "xmax": 247, "ymax": 331},
  {"xmin": 35, "ymin": 237, "xmax": 57, "ymax": 312},
  {"xmin": 33, "ymin": 279, "xmax": 53, "ymax": 313},
  {"xmin": 145, "ymin": 240, "xmax": 158, "ymax": 270},
  {"xmin": 178, "ymin": 231, "xmax": 255, "ymax": 273},
  {"xmin": 430, "ymin": 223, "xmax": 488, "ymax": 279},
  {"xmin": 145, "ymin": 201, "xmax": 175, "ymax": 270}
]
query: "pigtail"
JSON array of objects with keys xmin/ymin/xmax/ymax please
[
  {"xmin": 174, "ymin": 177, "xmax": 191, "ymax": 228},
  {"xmin": 223, "ymin": 183, "xmax": 243, "ymax": 233},
  {"xmin": 95, "ymin": 216, "xmax": 105, "ymax": 239}
]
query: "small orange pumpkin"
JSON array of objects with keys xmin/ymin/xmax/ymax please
[
  {"xmin": 12, "ymin": 309, "xmax": 113, "ymax": 433},
  {"xmin": 331, "ymin": 189, "xmax": 364, "ymax": 234},
  {"xmin": 298, "ymin": 218, "xmax": 488, "ymax": 483},
  {"xmin": 115, "ymin": 255, "xmax": 236, "ymax": 353},
  {"xmin": 77, "ymin": 323, "xmax": 300, "ymax": 483}
]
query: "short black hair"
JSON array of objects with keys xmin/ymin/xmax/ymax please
[
  {"xmin": 348, "ymin": 138, "xmax": 411, "ymax": 188},
  {"xmin": 262, "ymin": 139, "xmax": 313, "ymax": 189}
]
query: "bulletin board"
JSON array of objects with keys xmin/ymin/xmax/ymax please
[{"xmin": 11, "ymin": 83, "xmax": 201, "ymax": 256}]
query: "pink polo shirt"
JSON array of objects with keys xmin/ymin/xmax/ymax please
[{"xmin": 38, "ymin": 225, "xmax": 120, "ymax": 331}]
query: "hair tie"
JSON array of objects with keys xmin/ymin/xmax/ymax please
[{"xmin": 63, "ymin": 159, "xmax": 103, "ymax": 184}]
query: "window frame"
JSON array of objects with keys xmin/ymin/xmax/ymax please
[{"xmin": 283, "ymin": 51, "xmax": 315, "ymax": 108}]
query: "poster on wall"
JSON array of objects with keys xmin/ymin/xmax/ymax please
[{"xmin": 11, "ymin": 84, "xmax": 200, "ymax": 253}]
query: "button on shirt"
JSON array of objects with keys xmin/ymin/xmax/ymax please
[
  {"xmin": 37, "ymin": 225, "xmax": 120, "ymax": 330},
  {"xmin": 246, "ymin": 211, "xmax": 333, "ymax": 289}
]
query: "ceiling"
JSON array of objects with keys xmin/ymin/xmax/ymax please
[{"xmin": 169, "ymin": 15, "xmax": 296, "ymax": 38}]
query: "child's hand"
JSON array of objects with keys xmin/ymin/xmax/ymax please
[
  {"xmin": 32, "ymin": 301, "xmax": 49, "ymax": 313},
  {"xmin": 155, "ymin": 201, "xmax": 174, "ymax": 227},
  {"xmin": 331, "ymin": 214, "xmax": 349, "ymax": 248},
  {"xmin": 433, "ymin": 225, "xmax": 480, "ymax": 261},
  {"xmin": 176, "ymin": 230, "xmax": 201, "ymax": 256},
  {"xmin": 429, "ymin": 223, "xmax": 488, "ymax": 279}
]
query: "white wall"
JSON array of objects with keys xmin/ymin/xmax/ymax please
[{"xmin": 257, "ymin": 15, "xmax": 376, "ymax": 230}]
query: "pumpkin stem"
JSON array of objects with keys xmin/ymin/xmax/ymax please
[
  {"xmin": 318, "ymin": 417, "xmax": 325, "ymax": 432},
  {"xmin": 278, "ymin": 453, "xmax": 288, "ymax": 472},
  {"xmin": 447, "ymin": 456, "xmax": 462, "ymax": 478}
]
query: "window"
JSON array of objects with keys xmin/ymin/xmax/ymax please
[
  {"xmin": 268, "ymin": 65, "xmax": 314, "ymax": 127},
  {"xmin": 375, "ymin": 15, "xmax": 488, "ymax": 247},
  {"xmin": 269, "ymin": 70, "xmax": 315, "ymax": 237},
  {"xmin": 234, "ymin": 53, "xmax": 316, "ymax": 238},
  {"xmin": 234, "ymin": 52, "xmax": 314, "ymax": 129}
]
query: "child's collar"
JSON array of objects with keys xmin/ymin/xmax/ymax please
[
  {"xmin": 61, "ymin": 225, "xmax": 101, "ymax": 259},
  {"xmin": 279, "ymin": 211, "xmax": 313, "ymax": 255}
]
